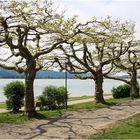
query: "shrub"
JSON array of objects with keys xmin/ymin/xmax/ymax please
[
  {"xmin": 112, "ymin": 84, "xmax": 130, "ymax": 99},
  {"xmin": 36, "ymin": 85, "xmax": 67, "ymax": 110},
  {"xmin": 4, "ymin": 81, "xmax": 25, "ymax": 112}
]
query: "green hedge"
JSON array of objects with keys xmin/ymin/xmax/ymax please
[
  {"xmin": 112, "ymin": 84, "xmax": 130, "ymax": 98},
  {"xmin": 36, "ymin": 85, "xmax": 67, "ymax": 110},
  {"xmin": 4, "ymin": 81, "xmax": 25, "ymax": 112}
]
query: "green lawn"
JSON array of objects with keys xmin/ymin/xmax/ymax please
[
  {"xmin": 0, "ymin": 97, "xmax": 131, "ymax": 124},
  {"xmin": 89, "ymin": 114, "xmax": 140, "ymax": 139},
  {"xmin": 0, "ymin": 96, "xmax": 95, "ymax": 109},
  {"xmin": 0, "ymin": 102, "xmax": 6, "ymax": 109},
  {"xmin": 68, "ymin": 94, "xmax": 111, "ymax": 101},
  {"xmin": 68, "ymin": 95, "xmax": 94, "ymax": 101},
  {"xmin": 0, "ymin": 112, "xmax": 32, "ymax": 123},
  {"xmin": 0, "ymin": 95, "xmax": 111, "ymax": 109}
]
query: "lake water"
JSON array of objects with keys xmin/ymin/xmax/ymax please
[{"xmin": 0, "ymin": 78, "xmax": 130, "ymax": 102}]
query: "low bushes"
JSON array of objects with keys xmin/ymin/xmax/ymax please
[
  {"xmin": 112, "ymin": 84, "xmax": 130, "ymax": 98},
  {"xmin": 3, "ymin": 81, "xmax": 25, "ymax": 112},
  {"xmin": 36, "ymin": 85, "xmax": 67, "ymax": 110}
]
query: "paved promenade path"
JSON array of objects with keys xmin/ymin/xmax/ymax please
[{"xmin": 0, "ymin": 99, "xmax": 140, "ymax": 139}]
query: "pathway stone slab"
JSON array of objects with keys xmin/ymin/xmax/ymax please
[{"xmin": 0, "ymin": 99, "xmax": 140, "ymax": 139}]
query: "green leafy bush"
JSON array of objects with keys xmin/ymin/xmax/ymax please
[
  {"xmin": 112, "ymin": 84, "xmax": 130, "ymax": 99},
  {"xmin": 4, "ymin": 81, "xmax": 25, "ymax": 112},
  {"xmin": 36, "ymin": 85, "xmax": 67, "ymax": 110}
]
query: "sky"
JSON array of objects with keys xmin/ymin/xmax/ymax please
[{"xmin": 52, "ymin": 0, "xmax": 140, "ymax": 39}]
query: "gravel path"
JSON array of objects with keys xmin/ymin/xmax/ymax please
[{"xmin": 0, "ymin": 99, "xmax": 140, "ymax": 139}]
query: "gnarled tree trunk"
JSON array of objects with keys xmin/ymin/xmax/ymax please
[
  {"xmin": 130, "ymin": 69, "xmax": 139, "ymax": 98},
  {"xmin": 24, "ymin": 59, "xmax": 36, "ymax": 116},
  {"xmin": 94, "ymin": 66, "xmax": 106, "ymax": 104}
]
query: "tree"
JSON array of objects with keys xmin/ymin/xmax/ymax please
[
  {"xmin": 0, "ymin": 0, "xmax": 73, "ymax": 116},
  {"xmin": 105, "ymin": 40, "xmax": 140, "ymax": 97},
  {"xmin": 54, "ymin": 17, "xmax": 135, "ymax": 103}
]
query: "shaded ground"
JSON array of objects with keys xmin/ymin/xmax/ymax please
[{"xmin": 0, "ymin": 99, "xmax": 140, "ymax": 139}]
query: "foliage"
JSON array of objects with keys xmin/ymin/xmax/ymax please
[
  {"xmin": 0, "ymin": 0, "xmax": 77, "ymax": 115},
  {"xmin": 112, "ymin": 84, "xmax": 130, "ymax": 98},
  {"xmin": 55, "ymin": 16, "xmax": 135, "ymax": 103},
  {"xmin": 36, "ymin": 85, "xmax": 67, "ymax": 110},
  {"xmin": 3, "ymin": 81, "xmax": 25, "ymax": 112},
  {"xmin": 105, "ymin": 41, "xmax": 140, "ymax": 98}
]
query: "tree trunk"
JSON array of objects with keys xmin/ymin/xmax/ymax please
[
  {"xmin": 24, "ymin": 59, "xmax": 36, "ymax": 116},
  {"xmin": 130, "ymin": 70, "xmax": 139, "ymax": 98},
  {"xmin": 94, "ymin": 66, "xmax": 106, "ymax": 104}
]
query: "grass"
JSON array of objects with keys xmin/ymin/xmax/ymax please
[
  {"xmin": 68, "ymin": 94, "xmax": 111, "ymax": 101},
  {"xmin": 0, "ymin": 97, "xmax": 131, "ymax": 124},
  {"xmin": 68, "ymin": 95, "xmax": 93, "ymax": 101},
  {"xmin": 38, "ymin": 102, "xmax": 109, "ymax": 117},
  {"xmin": 0, "ymin": 94, "xmax": 111, "ymax": 109},
  {"xmin": 0, "ymin": 102, "xmax": 6, "ymax": 109},
  {"xmin": 89, "ymin": 114, "xmax": 140, "ymax": 139},
  {"xmin": 0, "ymin": 112, "xmax": 32, "ymax": 124},
  {"xmin": 37, "ymin": 97, "xmax": 132, "ymax": 118},
  {"xmin": 106, "ymin": 96, "xmax": 131, "ymax": 103}
]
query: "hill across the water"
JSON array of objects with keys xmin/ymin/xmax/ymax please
[{"xmin": 0, "ymin": 68, "xmax": 76, "ymax": 79}]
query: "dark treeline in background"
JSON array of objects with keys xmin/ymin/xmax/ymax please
[{"xmin": 0, "ymin": 68, "xmax": 140, "ymax": 79}]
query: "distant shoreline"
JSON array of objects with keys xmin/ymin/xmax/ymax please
[
  {"xmin": 1, "ymin": 68, "xmax": 140, "ymax": 79},
  {"xmin": 0, "ymin": 77, "xmax": 77, "ymax": 79},
  {"xmin": 0, "ymin": 77, "xmax": 139, "ymax": 79}
]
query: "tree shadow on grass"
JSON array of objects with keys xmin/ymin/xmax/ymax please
[
  {"xmin": 33, "ymin": 112, "xmax": 47, "ymax": 119},
  {"xmin": 104, "ymin": 101, "xmax": 116, "ymax": 106}
]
